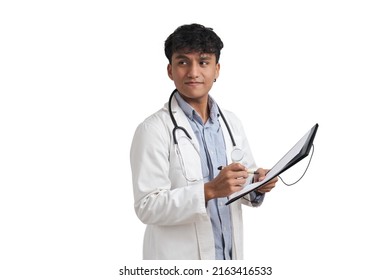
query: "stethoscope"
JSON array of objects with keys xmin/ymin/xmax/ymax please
[{"xmin": 168, "ymin": 89, "xmax": 245, "ymax": 170}]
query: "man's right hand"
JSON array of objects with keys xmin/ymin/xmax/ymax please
[{"xmin": 204, "ymin": 163, "xmax": 248, "ymax": 202}]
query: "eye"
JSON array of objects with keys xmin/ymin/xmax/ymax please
[{"xmin": 200, "ymin": 61, "xmax": 209, "ymax": 66}]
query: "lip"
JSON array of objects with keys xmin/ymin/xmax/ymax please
[{"xmin": 185, "ymin": 81, "xmax": 203, "ymax": 86}]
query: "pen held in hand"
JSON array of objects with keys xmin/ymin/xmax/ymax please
[{"xmin": 217, "ymin": 165, "xmax": 259, "ymax": 174}]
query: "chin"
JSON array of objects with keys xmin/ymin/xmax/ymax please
[
  {"xmin": 180, "ymin": 91, "xmax": 208, "ymax": 100},
  {"xmin": 179, "ymin": 86, "xmax": 212, "ymax": 99}
]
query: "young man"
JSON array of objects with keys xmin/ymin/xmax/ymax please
[{"xmin": 130, "ymin": 23, "xmax": 277, "ymax": 260}]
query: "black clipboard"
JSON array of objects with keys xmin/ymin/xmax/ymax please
[{"xmin": 226, "ymin": 123, "xmax": 319, "ymax": 205}]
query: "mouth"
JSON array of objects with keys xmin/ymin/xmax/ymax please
[{"xmin": 185, "ymin": 81, "xmax": 203, "ymax": 86}]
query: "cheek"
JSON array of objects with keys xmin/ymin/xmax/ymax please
[{"xmin": 171, "ymin": 69, "xmax": 185, "ymax": 80}]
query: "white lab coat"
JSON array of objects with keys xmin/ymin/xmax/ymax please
[{"xmin": 130, "ymin": 95, "xmax": 262, "ymax": 260}]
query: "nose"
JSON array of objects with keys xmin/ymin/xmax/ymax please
[{"xmin": 187, "ymin": 63, "xmax": 200, "ymax": 79}]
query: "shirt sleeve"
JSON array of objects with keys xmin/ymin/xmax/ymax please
[{"xmin": 249, "ymin": 191, "xmax": 265, "ymax": 206}]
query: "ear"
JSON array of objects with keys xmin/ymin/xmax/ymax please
[
  {"xmin": 167, "ymin": 64, "xmax": 173, "ymax": 80},
  {"xmin": 215, "ymin": 63, "xmax": 220, "ymax": 80}
]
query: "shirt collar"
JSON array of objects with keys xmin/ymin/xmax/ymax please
[{"xmin": 174, "ymin": 91, "xmax": 219, "ymax": 124}]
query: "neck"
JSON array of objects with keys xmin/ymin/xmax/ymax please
[
  {"xmin": 180, "ymin": 94, "xmax": 209, "ymax": 124},
  {"xmin": 194, "ymin": 102, "xmax": 210, "ymax": 124}
]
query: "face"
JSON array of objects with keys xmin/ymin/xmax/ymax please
[{"xmin": 167, "ymin": 52, "xmax": 220, "ymax": 103}]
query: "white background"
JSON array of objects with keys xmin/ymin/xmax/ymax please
[{"xmin": 1, "ymin": 0, "xmax": 389, "ymax": 279}]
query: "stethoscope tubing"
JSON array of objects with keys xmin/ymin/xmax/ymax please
[
  {"xmin": 169, "ymin": 89, "xmax": 193, "ymax": 144},
  {"xmin": 168, "ymin": 89, "xmax": 236, "ymax": 147}
]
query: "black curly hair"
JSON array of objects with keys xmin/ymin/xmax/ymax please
[{"xmin": 164, "ymin": 23, "xmax": 224, "ymax": 64}]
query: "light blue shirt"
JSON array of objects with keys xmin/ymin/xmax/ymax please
[{"xmin": 175, "ymin": 92, "xmax": 232, "ymax": 260}]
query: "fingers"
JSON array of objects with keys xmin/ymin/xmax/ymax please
[
  {"xmin": 257, "ymin": 178, "xmax": 278, "ymax": 193},
  {"xmin": 220, "ymin": 163, "xmax": 248, "ymax": 179},
  {"xmin": 233, "ymin": 177, "xmax": 247, "ymax": 187},
  {"xmin": 254, "ymin": 168, "xmax": 278, "ymax": 194},
  {"xmin": 227, "ymin": 162, "xmax": 247, "ymax": 171},
  {"xmin": 267, "ymin": 175, "xmax": 278, "ymax": 184},
  {"xmin": 224, "ymin": 173, "xmax": 247, "ymax": 189},
  {"xmin": 257, "ymin": 168, "xmax": 268, "ymax": 178},
  {"xmin": 259, "ymin": 184, "xmax": 275, "ymax": 193},
  {"xmin": 252, "ymin": 168, "xmax": 266, "ymax": 182}
]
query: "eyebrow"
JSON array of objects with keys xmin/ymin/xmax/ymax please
[
  {"xmin": 199, "ymin": 55, "xmax": 212, "ymax": 60},
  {"xmin": 173, "ymin": 54, "xmax": 189, "ymax": 60}
]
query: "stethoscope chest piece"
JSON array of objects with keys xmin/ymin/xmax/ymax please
[{"xmin": 231, "ymin": 147, "xmax": 244, "ymax": 163}]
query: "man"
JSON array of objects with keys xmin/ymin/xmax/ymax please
[{"xmin": 130, "ymin": 23, "xmax": 277, "ymax": 260}]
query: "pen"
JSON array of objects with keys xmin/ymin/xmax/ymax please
[{"xmin": 217, "ymin": 166, "xmax": 259, "ymax": 174}]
